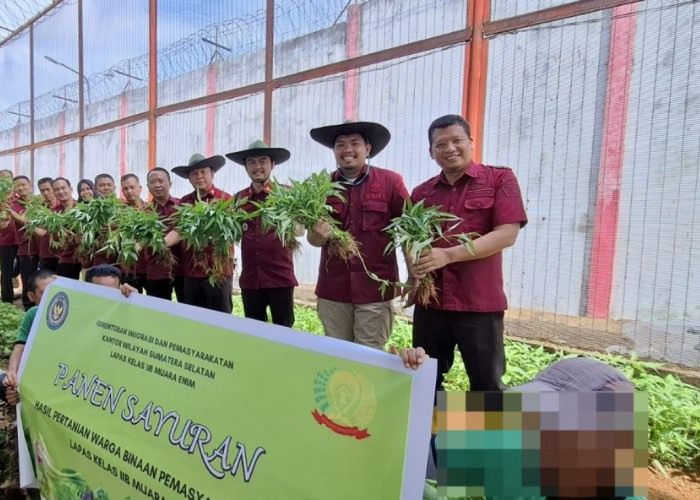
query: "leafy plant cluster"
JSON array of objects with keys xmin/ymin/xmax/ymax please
[
  {"xmin": 384, "ymin": 199, "xmax": 478, "ymax": 306},
  {"xmin": 103, "ymin": 206, "xmax": 173, "ymax": 273},
  {"xmin": 0, "ymin": 176, "xmax": 17, "ymax": 228},
  {"xmin": 0, "ymin": 302, "xmax": 24, "ymax": 360},
  {"xmin": 64, "ymin": 196, "xmax": 124, "ymax": 266},
  {"xmin": 258, "ymin": 172, "xmax": 361, "ymax": 261},
  {"xmin": 174, "ymin": 196, "xmax": 251, "ymax": 284}
]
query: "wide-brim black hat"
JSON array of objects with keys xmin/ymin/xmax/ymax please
[
  {"xmin": 225, "ymin": 140, "xmax": 291, "ymax": 166},
  {"xmin": 310, "ymin": 121, "xmax": 391, "ymax": 156},
  {"xmin": 171, "ymin": 153, "xmax": 226, "ymax": 179}
]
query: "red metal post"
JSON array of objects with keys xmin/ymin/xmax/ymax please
[
  {"xmin": 58, "ymin": 111, "xmax": 66, "ymax": 177},
  {"xmin": 78, "ymin": 0, "xmax": 84, "ymax": 179},
  {"xmin": 344, "ymin": 3, "xmax": 360, "ymax": 121},
  {"xmin": 463, "ymin": 0, "xmax": 489, "ymax": 162},
  {"xmin": 148, "ymin": 0, "xmax": 157, "ymax": 171},
  {"xmin": 13, "ymin": 128, "xmax": 19, "ymax": 175},
  {"xmin": 120, "ymin": 92, "xmax": 128, "ymax": 177},
  {"xmin": 263, "ymin": 0, "xmax": 274, "ymax": 144},
  {"xmin": 587, "ymin": 3, "xmax": 638, "ymax": 318},
  {"xmin": 205, "ymin": 63, "xmax": 217, "ymax": 156}
]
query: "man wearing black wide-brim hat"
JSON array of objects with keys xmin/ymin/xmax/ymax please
[
  {"xmin": 169, "ymin": 153, "xmax": 234, "ymax": 313},
  {"xmin": 307, "ymin": 121, "xmax": 409, "ymax": 350},
  {"xmin": 226, "ymin": 140, "xmax": 299, "ymax": 327}
]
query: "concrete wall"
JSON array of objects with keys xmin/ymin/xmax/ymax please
[{"xmin": 0, "ymin": 0, "xmax": 698, "ymax": 365}]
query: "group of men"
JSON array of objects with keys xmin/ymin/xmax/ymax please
[
  {"xmin": 1, "ymin": 113, "xmax": 527, "ymax": 394},
  {"xmin": 306, "ymin": 115, "xmax": 527, "ymax": 394}
]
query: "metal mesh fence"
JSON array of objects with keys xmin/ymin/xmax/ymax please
[{"xmin": 0, "ymin": 0, "xmax": 698, "ymax": 368}]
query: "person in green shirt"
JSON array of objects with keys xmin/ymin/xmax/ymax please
[
  {"xmin": 1, "ymin": 269, "xmax": 57, "ymax": 405},
  {"xmin": 1, "ymin": 265, "xmax": 137, "ymax": 405}
]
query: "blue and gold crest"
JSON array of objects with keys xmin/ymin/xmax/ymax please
[{"xmin": 46, "ymin": 292, "xmax": 69, "ymax": 331}]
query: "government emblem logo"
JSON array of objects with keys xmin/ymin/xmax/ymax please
[
  {"xmin": 312, "ymin": 368, "xmax": 376, "ymax": 440},
  {"xmin": 46, "ymin": 292, "xmax": 69, "ymax": 330}
]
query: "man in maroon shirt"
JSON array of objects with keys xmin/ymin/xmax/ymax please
[
  {"xmin": 170, "ymin": 154, "xmax": 233, "ymax": 313},
  {"xmin": 95, "ymin": 173, "xmax": 117, "ymax": 199},
  {"xmin": 120, "ymin": 173, "xmax": 147, "ymax": 292},
  {"xmin": 0, "ymin": 169, "xmax": 19, "ymax": 303},
  {"xmin": 8, "ymin": 176, "xmax": 39, "ymax": 310},
  {"xmin": 410, "ymin": 114, "xmax": 528, "ymax": 392},
  {"xmin": 51, "ymin": 178, "xmax": 81, "ymax": 280},
  {"xmin": 145, "ymin": 168, "xmax": 183, "ymax": 301},
  {"xmin": 36, "ymin": 177, "xmax": 59, "ymax": 272},
  {"xmin": 227, "ymin": 140, "xmax": 299, "ymax": 327},
  {"xmin": 307, "ymin": 121, "xmax": 409, "ymax": 349}
]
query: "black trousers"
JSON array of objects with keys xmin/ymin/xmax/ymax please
[
  {"xmin": 56, "ymin": 262, "xmax": 82, "ymax": 280},
  {"xmin": 0, "ymin": 245, "xmax": 18, "ymax": 303},
  {"xmin": 183, "ymin": 276, "xmax": 232, "ymax": 313},
  {"xmin": 124, "ymin": 273, "xmax": 146, "ymax": 294},
  {"xmin": 39, "ymin": 257, "xmax": 59, "ymax": 273},
  {"xmin": 18, "ymin": 255, "xmax": 39, "ymax": 310},
  {"xmin": 413, "ymin": 306, "xmax": 506, "ymax": 392},
  {"xmin": 145, "ymin": 276, "xmax": 184, "ymax": 302},
  {"xmin": 241, "ymin": 287, "xmax": 295, "ymax": 327}
]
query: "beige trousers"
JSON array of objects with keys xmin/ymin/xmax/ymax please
[{"xmin": 316, "ymin": 297, "xmax": 395, "ymax": 350}]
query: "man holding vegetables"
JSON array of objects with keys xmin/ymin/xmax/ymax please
[
  {"xmin": 170, "ymin": 154, "xmax": 234, "ymax": 313},
  {"xmin": 410, "ymin": 114, "xmax": 527, "ymax": 392},
  {"xmin": 307, "ymin": 121, "xmax": 409, "ymax": 349},
  {"xmin": 145, "ymin": 167, "xmax": 183, "ymax": 301},
  {"xmin": 227, "ymin": 140, "xmax": 299, "ymax": 327}
]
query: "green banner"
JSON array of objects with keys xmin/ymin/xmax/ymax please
[{"xmin": 18, "ymin": 279, "xmax": 436, "ymax": 499}]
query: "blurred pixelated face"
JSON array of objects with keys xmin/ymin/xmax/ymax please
[
  {"xmin": 52, "ymin": 180, "xmax": 73, "ymax": 203},
  {"xmin": 188, "ymin": 166, "xmax": 214, "ymax": 192},
  {"xmin": 14, "ymin": 178, "xmax": 32, "ymax": 197},
  {"xmin": 39, "ymin": 182, "xmax": 56, "ymax": 204},
  {"xmin": 90, "ymin": 276, "xmax": 121, "ymax": 289},
  {"xmin": 78, "ymin": 182, "xmax": 94, "ymax": 202},
  {"xmin": 333, "ymin": 133, "xmax": 371, "ymax": 178},
  {"xmin": 245, "ymin": 155, "xmax": 274, "ymax": 184},
  {"xmin": 121, "ymin": 177, "xmax": 142, "ymax": 205},
  {"xmin": 96, "ymin": 177, "xmax": 116, "ymax": 197},
  {"xmin": 429, "ymin": 124, "xmax": 474, "ymax": 178},
  {"xmin": 147, "ymin": 170, "xmax": 172, "ymax": 201}
]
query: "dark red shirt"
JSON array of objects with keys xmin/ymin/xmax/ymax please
[
  {"xmin": 411, "ymin": 161, "xmax": 527, "ymax": 312},
  {"xmin": 52, "ymin": 201, "xmax": 80, "ymax": 264},
  {"xmin": 11, "ymin": 198, "xmax": 37, "ymax": 256},
  {"xmin": 315, "ymin": 165, "xmax": 409, "ymax": 304},
  {"xmin": 179, "ymin": 185, "xmax": 234, "ymax": 278},
  {"xmin": 235, "ymin": 184, "xmax": 298, "ymax": 290},
  {"xmin": 0, "ymin": 193, "xmax": 18, "ymax": 247},
  {"xmin": 145, "ymin": 196, "xmax": 182, "ymax": 280}
]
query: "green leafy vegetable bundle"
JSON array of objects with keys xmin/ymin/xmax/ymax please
[
  {"xmin": 103, "ymin": 206, "xmax": 174, "ymax": 274},
  {"xmin": 64, "ymin": 195, "xmax": 124, "ymax": 266},
  {"xmin": 174, "ymin": 196, "xmax": 251, "ymax": 284},
  {"xmin": 258, "ymin": 171, "xmax": 360, "ymax": 261},
  {"xmin": 384, "ymin": 199, "xmax": 478, "ymax": 306},
  {"xmin": 23, "ymin": 203, "xmax": 70, "ymax": 250},
  {"xmin": 0, "ymin": 175, "xmax": 15, "ymax": 226}
]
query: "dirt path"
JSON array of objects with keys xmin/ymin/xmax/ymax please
[{"xmin": 649, "ymin": 467, "xmax": 700, "ymax": 499}]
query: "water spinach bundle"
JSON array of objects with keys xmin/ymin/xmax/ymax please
[
  {"xmin": 103, "ymin": 206, "xmax": 174, "ymax": 274},
  {"xmin": 23, "ymin": 204, "xmax": 71, "ymax": 251},
  {"xmin": 0, "ymin": 175, "xmax": 16, "ymax": 225},
  {"xmin": 64, "ymin": 196, "xmax": 124, "ymax": 266},
  {"xmin": 384, "ymin": 199, "xmax": 478, "ymax": 306},
  {"xmin": 258, "ymin": 171, "xmax": 360, "ymax": 261},
  {"xmin": 174, "ymin": 196, "xmax": 250, "ymax": 285}
]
